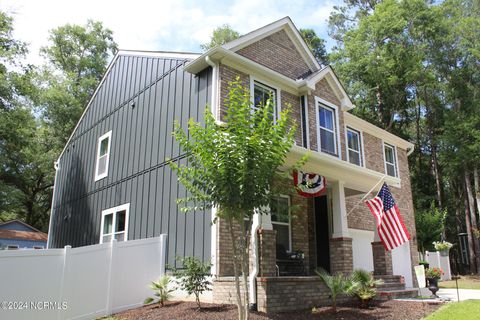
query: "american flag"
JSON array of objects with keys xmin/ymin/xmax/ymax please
[{"xmin": 365, "ymin": 183, "xmax": 410, "ymax": 251}]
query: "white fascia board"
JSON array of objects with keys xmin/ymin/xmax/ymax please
[
  {"xmin": 344, "ymin": 112, "xmax": 414, "ymax": 152},
  {"xmin": 285, "ymin": 145, "xmax": 401, "ymax": 191}
]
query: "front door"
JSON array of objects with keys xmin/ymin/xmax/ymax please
[{"xmin": 315, "ymin": 195, "xmax": 330, "ymax": 273}]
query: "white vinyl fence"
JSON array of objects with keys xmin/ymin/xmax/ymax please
[
  {"xmin": 0, "ymin": 235, "xmax": 167, "ymax": 320},
  {"xmin": 425, "ymin": 250, "xmax": 452, "ymax": 281}
]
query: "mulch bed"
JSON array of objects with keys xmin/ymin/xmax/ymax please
[{"xmin": 113, "ymin": 300, "xmax": 443, "ymax": 320}]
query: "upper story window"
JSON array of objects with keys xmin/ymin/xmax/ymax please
[
  {"xmin": 346, "ymin": 127, "xmax": 363, "ymax": 166},
  {"xmin": 95, "ymin": 131, "xmax": 112, "ymax": 181},
  {"xmin": 384, "ymin": 143, "xmax": 398, "ymax": 177},
  {"xmin": 318, "ymin": 103, "xmax": 338, "ymax": 156},
  {"xmin": 100, "ymin": 203, "xmax": 129, "ymax": 243},
  {"xmin": 253, "ymin": 81, "xmax": 276, "ymax": 118},
  {"xmin": 270, "ymin": 196, "xmax": 291, "ymax": 252}
]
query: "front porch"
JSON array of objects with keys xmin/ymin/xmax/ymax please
[{"xmin": 212, "ymin": 182, "xmax": 417, "ymax": 312}]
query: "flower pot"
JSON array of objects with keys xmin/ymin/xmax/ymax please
[{"xmin": 427, "ymin": 277, "xmax": 440, "ymax": 298}]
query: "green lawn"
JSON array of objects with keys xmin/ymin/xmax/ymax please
[
  {"xmin": 424, "ymin": 300, "xmax": 480, "ymax": 320},
  {"xmin": 439, "ymin": 276, "xmax": 480, "ymax": 290}
]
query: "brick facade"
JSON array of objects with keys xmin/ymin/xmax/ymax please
[
  {"xmin": 237, "ymin": 30, "xmax": 311, "ymax": 80},
  {"xmin": 257, "ymin": 277, "xmax": 351, "ymax": 313},
  {"xmin": 372, "ymin": 241, "xmax": 393, "ymax": 275},
  {"xmin": 329, "ymin": 237, "xmax": 353, "ymax": 274},
  {"xmin": 258, "ymin": 229, "xmax": 277, "ymax": 276}
]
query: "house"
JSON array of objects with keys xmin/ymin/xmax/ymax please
[
  {"xmin": 0, "ymin": 220, "xmax": 48, "ymax": 249},
  {"xmin": 48, "ymin": 17, "xmax": 419, "ymax": 312}
]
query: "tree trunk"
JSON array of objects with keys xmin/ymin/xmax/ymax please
[
  {"xmin": 474, "ymin": 167, "xmax": 480, "ymax": 219},
  {"xmin": 431, "ymin": 144, "xmax": 443, "ymax": 211},
  {"xmin": 463, "ymin": 189, "xmax": 477, "ymax": 274},
  {"xmin": 227, "ymin": 218, "xmax": 245, "ymax": 320},
  {"xmin": 465, "ymin": 171, "xmax": 480, "ymax": 273},
  {"xmin": 239, "ymin": 217, "xmax": 250, "ymax": 320}
]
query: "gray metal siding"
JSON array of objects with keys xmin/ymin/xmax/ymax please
[{"xmin": 50, "ymin": 54, "xmax": 212, "ymax": 266}]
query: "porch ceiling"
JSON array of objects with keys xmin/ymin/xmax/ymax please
[{"xmin": 284, "ymin": 145, "xmax": 401, "ymax": 192}]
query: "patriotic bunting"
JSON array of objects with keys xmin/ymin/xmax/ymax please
[{"xmin": 293, "ymin": 170, "xmax": 327, "ymax": 198}]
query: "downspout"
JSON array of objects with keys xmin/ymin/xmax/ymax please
[
  {"xmin": 46, "ymin": 160, "xmax": 60, "ymax": 248},
  {"xmin": 249, "ymin": 212, "xmax": 261, "ymax": 311},
  {"xmin": 205, "ymin": 56, "xmax": 218, "ymax": 120}
]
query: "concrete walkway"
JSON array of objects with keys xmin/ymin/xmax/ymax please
[{"xmin": 409, "ymin": 287, "xmax": 480, "ymax": 302}]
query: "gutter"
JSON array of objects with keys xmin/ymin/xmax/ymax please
[
  {"xmin": 249, "ymin": 213, "xmax": 261, "ymax": 310},
  {"xmin": 46, "ymin": 160, "xmax": 60, "ymax": 248},
  {"xmin": 205, "ymin": 55, "xmax": 218, "ymax": 119}
]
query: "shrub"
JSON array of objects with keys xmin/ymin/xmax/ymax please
[
  {"xmin": 144, "ymin": 275, "xmax": 175, "ymax": 307},
  {"xmin": 173, "ymin": 256, "xmax": 212, "ymax": 308},
  {"xmin": 351, "ymin": 269, "xmax": 383, "ymax": 308},
  {"xmin": 316, "ymin": 268, "xmax": 358, "ymax": 312}
]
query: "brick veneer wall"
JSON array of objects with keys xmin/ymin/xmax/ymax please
[
  {"xmin": 217, "ymin": 217, "xmax": 247, "ymax": 277},
  {"xmin": 329, "ymin": 237, "xmax": 353, "ymax": 274},
  {"xmin": 363, "ymin": 132, "xmax": 385, "ymax": 172},
  {"xmin": 256, "ymin": 277, "xmax": 352, "ymax": 313},
  {"xmin": 218, "ymin": 64, "xmax": 250, "ymax": 121},
  {"xmin": 236, "ymin": 30, "xmax": 311, "ymax": 80},
  {"xmin": 258, "ymin": 229, "xmax": 277, "ymax": 276},
  {"xmin": 281, "ymin": 91, "xmax": 302, "ymax": 145},
  {"xmin": 212, "ymin": 277, "xmax": 246, "ymax": 305},
  {"xmin": 372, "ymin": 241, "xmax": 393, "ymax": 275}
]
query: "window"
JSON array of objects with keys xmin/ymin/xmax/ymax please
[
  {"xmin": 100, "ymin": 203, "xmax": 129, "ymax": 243},
  {"xmin": 346, "ymin": 128, "xmax": 363, "ymax": 166},
  {"xmin": 94, "ymin": 131, "xmax": 112, "ymax": 181},
  {"xmin": 270, "ymin": 196, "xmax": 291, "ymax": 252},
  {"xmin": 384, "ymin": 143, "xmax": 398, "ymax": 177},
  {"xmin": 253, "ymin": 81, "xmax": 276, "ymax": 118},
  {"xmin": 318, "ymin": 104, "xmax": 337, "ymax": 155},
  {"xmin": 33, "ymin": 246, "xmax": 44, "ymax": 249},
  {"xmin": 6, "ymin": 245, "xmax": 19, "ymax": 250}
]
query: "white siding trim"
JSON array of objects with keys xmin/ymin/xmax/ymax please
[
  {"xmin": 100, "ymin": 203, "xmax": 130, "ymax": 244},
  {"xmin": 94, "ymin": 130, "xmax": 112, "ymax": 181},
  {"xmin": 315, "ymin": 96, "xmax": 341, "ymax": 159}
]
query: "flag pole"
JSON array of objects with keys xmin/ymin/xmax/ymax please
[{"xmin": 346, "ymin": 174, "xmax": 387, "ymax": 217}]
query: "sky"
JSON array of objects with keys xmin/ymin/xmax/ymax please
[{"xmin": 1, "ymin": 0, "xmax": 342, "ymax": 65}]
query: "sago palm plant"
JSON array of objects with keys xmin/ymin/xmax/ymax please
[
  {"xmin": 144, "ymin": 275, "xmax": 175, "ymax": 307},
  {"xmin": 351, "ymin": 269, "xmax": 383, "ymax": 308},
  {"xmin": 315, "ymin": 268, "xmax": 358, "ymax": 312}
]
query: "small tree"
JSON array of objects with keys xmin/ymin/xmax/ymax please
[
  {"xmin": 169, "ymin": 77, "xmax": 304, "ymax": 320},
  {"xmin": 173, "ymin": 256, "xmax": 212, "ymax": 308},
  {"xmin": 144, "ymin": 275, "xmax": 175, "ymax": 307},
  {"xmin": 351, "ymin": 269, "xmax": 383, "ymax": 308},
  {"xmin": 315, "ymin": 268, "xmax": 358, "ymax": 312}
]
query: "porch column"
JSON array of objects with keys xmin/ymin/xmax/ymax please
[
  {"xmin": 258, "ymin": 229, "xmax": 277, "ymax": 276},
  {"xmin": 331, "ymin": 181, "xmax": 349, "ymax": 237},
  {"xmin": 329, "ymin": 181, "xmax": 353, "ymax": 274},
  {"xmin": 372, "ymin": 229, "xmax": 393, "ymax": 275}
]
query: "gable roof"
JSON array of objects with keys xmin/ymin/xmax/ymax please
[
  {"xmin": 0, "ymin": 220, "xmax": 42, "ymax": 232},
  {"xmin": 0, "ymin": 229, "xmax": 48, "ymax": 242},
  {"xmin": 223, "ymin": 16, "xmax": 321, "ymax": 72}
]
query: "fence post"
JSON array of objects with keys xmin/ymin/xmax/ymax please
[
  {"xmin": 58, "ymin": 245, "xmax": 71, "ymax": 320},
  {"xmin": 105, "ymin": 240, "xmax": 117, "ymax": 316},
  {"xmin": 159, "ymin": 234, "xmax": 167, "ymax": 275}
]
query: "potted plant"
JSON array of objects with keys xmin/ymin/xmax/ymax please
[
  {"xmin": 433, "ymin": 241, "xmax": 453, "ymax": 256},
  {"xmin": 426, "ymin": 267, "xmax": 443, "ymax": 298}
]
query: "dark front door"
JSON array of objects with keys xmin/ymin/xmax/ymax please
[{"xmin": 315, "ymin": 195, "xmax": 330, "ymax": 273}]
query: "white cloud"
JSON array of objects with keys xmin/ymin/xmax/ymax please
[{"xmin": 0, "ymin": 0, "xmax": 342, "ymax": 65}]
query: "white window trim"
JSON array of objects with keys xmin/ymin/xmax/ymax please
[
  {"xmin": 99, "ymin": 203, "xmax": 130, "ymax": 244},
  {"xmin": 270, "ymin": 195, "xmax": 292, "ymax": 252},
  {"xmin": 315, "ymin": 97, "xmax": 341, "ymax": 159},
  {"xmin": 94, "ymin": 130, "xmax": 112, "ymax": 181},
  {"xmin": 250, "ymin": 76, "xmax": 281, "ymax": 123},
  {"xmin": 345, "ymin": 126, "xmax": 365, "ymax": 167},
  {"xmin": 382, "ymin": 141, "xmax": 399, "ymax": 178}
]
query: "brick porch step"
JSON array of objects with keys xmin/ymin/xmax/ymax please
[
  {"xmin": 375, "ymin": 288, "xmax": 419, "ymax": 300},
  {"xmin": 376, "ymin": 282, "xmax": 406, "ymax": 291},
  {"xmin": 374, "ymin": 275, "xmax": 404, "ymax": 284}
]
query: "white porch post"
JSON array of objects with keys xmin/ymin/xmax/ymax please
[{"xmin": 331, "ymin": 180, "xmax": 349, "ymax": 237}]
